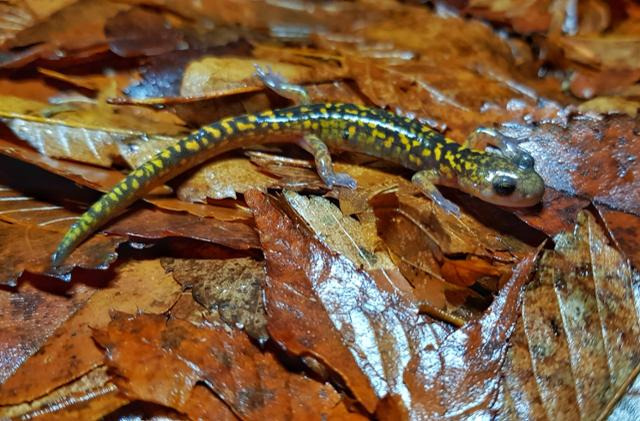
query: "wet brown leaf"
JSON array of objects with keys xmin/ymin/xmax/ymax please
[
  {"xmin": 177, "ymin": 156, "xmax": 282, "ymax": 201},
  {"xmin": 0, "ymin": 139, "xmax": 129, "ymax": 194},
  {"xmin": 145, "ymin": 196, "xmax": 253, "ymax": 221},
  {"xmin": 596, "ymin": 205, "xmax": 640, "ymax": 269},
  {"xmin": 0, "ymin": 259, "xmax": 181, "ymax": 405},
  {"xmin": 181, "ymin": 56, "xmax": 347, "ymax": 99},
  {"xmin": 37, "ymin": 66, "xmax": 132, "ymax": 93},
  {"xmin": 403, "ymin": 251, "xmax": 538, "ymax": 419},
  {"xmin": 106, "ymin": 207, "xmax": 260, "ymax": 251},
  {"xmin": 0, "ymin": 0, "xmax": 130, "ymax": 67},
  {"xmin": 0, "ymin": 279, "xmax": 97, "ymax": 385},
  {"xmin": 283, "ymin": 191, "xmax": 396, "ymax": 272},
  {"xmin": 330, "ymin": 5, "xmax": 568, "ymax": 140},
  {"xmin": 465, "ymin": 0, "xmax": 611, "ymax": 35},
  {"xmin": 558, "ymin": 35, "xmax": 640, "ymax": 70},
  {"xmin": 1, "ymin": 0, "xmax": 639, "ymax": 418},
  {"xmin": 105, "ymin": 7, "xmax": 185, "ymax": 58},
  {"xmin": 95, "ymin": 312, "xmax": 350, "ymax": 420},
  {"xmin": 148, "ymin": 0, "xmax": 387, "ymax": 36},
  {"xmin": 0, "ymin": 139, "xmax": 254, "ymax": 223},
  {"xmin": 162, "ymin": 257, "xmax": 268, "ymax": 342},
  {"xmin": 247, "ymin": 189, "xmax": 452, "ymax": 414},
  {"xmin": 0, "ymin": 189, "xmax": 124, "ymax": 284},
  {"xmin": 520, "ymin": 115, "xmax": 640, "ymax": 216},
  {"xmin": 0, "ymin": 95, "xmax": 185, "ymax": 167},
  {"xmin": 0, "ymin": 367, "xmax": 127, "ymax": 420},
  {"xmin": 371, "ymin": 190, "xmax": 533, "ymax": 320},
  {"xmin": 569, "ymin": 68, "xmax": 640, "ymax": 99},
  {"xmin": 515, "ymin": 188, "xmax": 590, "ymax": 237},
  {"xmin": 0, "ymin": 176, "xmax": 257, "ymax": 281},
  {"xmin": 501, "ymin": 211, "xmax": 640, "ymax": 420},
  {"xmin": 0, "ymin": 0, "xmax": 80, "ymax": 49}
]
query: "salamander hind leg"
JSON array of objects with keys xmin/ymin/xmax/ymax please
[
  {"xmin": 465, "ymin": 127, "xmax": 534, "ymax": 170},
  {"xmin": 412, "ymin": 169, "xmax": 460, "ymax": 215},
  {"xmin": 300, "ymin": 134, "xmax": 357, "ymax": 189},
  {"xmin": 254, "ymin": 64, "xmax": 311, "ymax": 105}
]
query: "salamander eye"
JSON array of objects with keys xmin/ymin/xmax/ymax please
[
  {"xmin": 492, "ymin": 175, "xmax": 517, "ymax": 196},
  {"xmin": 515, "ymin": 152, "xmax": 535, "ymax": 170}
]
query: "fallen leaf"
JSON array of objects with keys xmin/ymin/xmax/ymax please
[
  {"xmin": 283, "ymin": 191, "xmax": 396, "ymax": 272},
  {"xmin": 569, "ymin": 68, "xmax": 640, "ymax": 99},
  {"xmin": 181, "ymin": 56, "xmax": 346, "ymax": 99},
  {"xmin": 511, "ymin": 115, "xmax": 640, "ymax": 216},
  {"xmin": 501, "ymin": 211, "xmax": 640, "ymax": 420},
  {"xmin": 0, "ymin": 259, "xmax": 181, "ymax": 405},
  {"xmin": 0, "ymin": 0, "xmax": 130, "ymax": 67},
  {"xmin": 0, "ymin": 367, "xmax": 127, "ymax": 420},
  {"xmin": 177, "ymin": 156, "xmax": 282, "ymax": 201},
  {"xmin": 0, "ymin": 210, "xmax": 122, "ymax": 285},
  {"xmin": 515, "ymin": 188, "xmax": 590, "ymax": 237},
  {"xmin": 162, "ymin": 257, "xmax": 268, "ymax": 342},
  {"xmin": 105, "ymin": 7, "xmax": 185, "ymax": 58},
  {"xmin": 0, "ymin": 140, "xmax": 131, "ymax": 195},
  {"xmin": 578, "ymin": 96, "xmax": 640, "ymax": 117},
  {"xmin": 557, "ymin": 35, "xmax": 640, "ymax": 70},
  {"xmin": 0, "ymin": 279, "xmax": 97, "ymax": 385},
  {"xmin": 0, "ymin": 95, "xmax": 184, "ymax": 167},
  {"xmin": 372, "ymin": 191, "xmax": 529, "ymax": 315},
  {"xmin": 106, "ymin": 207, "xmax": 260, "ymax": 251},
  {"xmin": 95, "ymin": 312, "xmax": 349, "ymax": 420},
  {"xmin": 596, "ymin": 204, "xmax": 640, "ymax": 269},
  {"xmin": 247, "ymin": 189, "xmax": 452, "ymax": 413},
  {"xmin": 403, "ymin": 250, "xmax": 538, "ymax": 420},
  {"xmin": 0, "ymin": 140, "xmax": 253, "ymax": 223}
]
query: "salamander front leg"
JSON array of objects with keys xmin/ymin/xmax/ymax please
[
  {"xmin": 412, "ymin": 169, "xmax": 460, "ymax": 215},
  {"xmin": 465, "ymin": 127, "xmax": 534, "ymax": 170},
  {"xmin": 300, "ymin": 134, "xmax": 357, "ymax": 189},
  {"xmin": 254, "ymin": 65, "xmax": 311, "ymax": 105}
]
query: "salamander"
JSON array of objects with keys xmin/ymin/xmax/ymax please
[{"xmin": 50, "ymin": 69, "xmax": 544, "ymax": 268}]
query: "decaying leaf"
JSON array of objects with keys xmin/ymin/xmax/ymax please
[
  {"xmin": 0, "ymin": 138, "xmax": 253, "ymax": 223},
  {"xmin": 403, "ymin": 251, "xmax": 538, "ymax": 420},
  {"xmin": 0, "ymin": 259, "xmax": 181, "ymax": 405},
  {"xmin": 0, "ymin": 0, "xmax": 130, "ymax": 67},
  {"xmin": 0, "ymin": 95, "xmax": 184, "ymax": 167},
  {"xmin": 95, "ymin": 312, "xmax": 351, "ymax": 420},
  {"xmin": 177, "ymin": 156, "xmax": 283, "ymax": 201},
  {"xmin": 180, "ymin": 56, "xmax": 346, "ymax": 99},
  {"xmin": 596, "ymin": 204, "xmax": 640, "ymax": 269},
  {"xmin": 0, "ymin": 367, "xmax": 127, "ymax": 420},
  {"xmin": 0, "ymin": 176, "xmax": 258, "ymax": 283},
  {"xmin": 247, "ymin": 189, "xmax": 452, "ymax": 413},
  {"xmin": 501, "ymin": 211, "xmax": 640, "ymax": 420},
  {"xmin": 106, "ymin": 207, "xmax": 260, "ymax": 251},
  {"xmin": 163, "ymin": 257, "xmax": 268, "ymax": 342},
  {"xmin": 506, "ymin": 114, "xmax": 640, "ymax": 216},
  {"xmin": 0, "ymin": 279, "xmax": 98, "ymax": 385},
  {"xmin": 515, "ymin": 188, "xmax": 590, "ymax": 237},
  {"xmin": 0, "ymin": 185, "xmax": 124, "ymax": 285}
]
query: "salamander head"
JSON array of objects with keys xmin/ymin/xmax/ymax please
[{"xmin": 457, "ymin": 152, "xmax": 545, "ymax": 207}]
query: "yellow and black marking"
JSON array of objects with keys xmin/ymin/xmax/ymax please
[{"xmin": 51, "ymin": 102, "xmax": 543, "ymax": 267}]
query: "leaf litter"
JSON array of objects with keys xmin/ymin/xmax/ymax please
[{"xmin": 0, "ymin": 0, "xmax": 639, "ymax": 419}]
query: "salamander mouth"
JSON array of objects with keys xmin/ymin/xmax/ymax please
[{"xmin": 491, "ymin": 193, "xmax": 542, "ymax": 207}]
